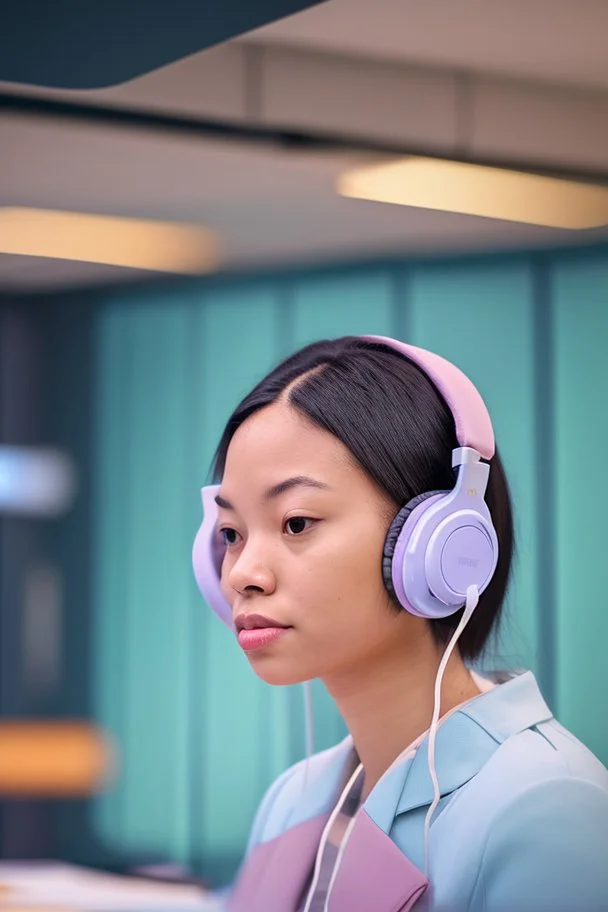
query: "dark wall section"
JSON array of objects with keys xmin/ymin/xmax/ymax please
[
  {"xmin": 0, "ymin": 296, "xmax": 109, "ymax": 863},
  {"xmin": 0, "ymin": 300, "xmax": 57, "ymax": 856}
]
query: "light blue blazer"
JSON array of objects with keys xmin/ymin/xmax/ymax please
[{"xmin": 224, "ymin": 672, "xmax": 608, "ymax": 911}]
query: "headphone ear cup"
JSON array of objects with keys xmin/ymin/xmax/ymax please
[
  {"xmin": 192, "ymin": 485, "xmax": 234, "ymax": 629},
  {"xmin": 382, "ymin": 491, "xmax": 445, "ymax": 606}
]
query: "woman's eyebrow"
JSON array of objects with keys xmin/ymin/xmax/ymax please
[
  {"xmin": 264, "ymin": 476, "xmax": 331, "ymax": 501},
  {"xmin": 214, "ymin": 476, "xmax": 330, "ymax": 511}
]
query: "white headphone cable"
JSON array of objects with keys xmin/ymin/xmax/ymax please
[
  {"xmin": 301, "ymin": 680, "xmax": 315, "ymax": 793},
  {"xmin": 423, "ymin": 583, "xmax": 480, "ymax": 876}
]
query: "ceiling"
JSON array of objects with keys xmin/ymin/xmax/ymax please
[
  {"xmin": 2, "ymin": 0, "xmax": 608, "ymax": 293},
  {"xmin": 248, "ymin": 0, "xmax": 608, "ymax": 91}
]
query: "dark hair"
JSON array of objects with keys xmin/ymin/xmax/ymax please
[{"xmin": 212, "ymin": 336, "xmax": 514, "ymax": 663}]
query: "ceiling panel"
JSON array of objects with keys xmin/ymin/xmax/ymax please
[{"xmin": 246, "ymin": 0, "xmax": 608, "ymax": 90}]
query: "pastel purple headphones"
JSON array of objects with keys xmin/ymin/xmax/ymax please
[{"xmin": 192, "ymin": 334, "xmax": 498, "ymax": 628}]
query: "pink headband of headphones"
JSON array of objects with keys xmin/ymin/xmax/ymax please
[{"xmin": 364, "ymin": 335, "xmax": 495, "ymax": 460}]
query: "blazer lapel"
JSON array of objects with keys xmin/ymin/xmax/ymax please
[
  {"xmin": 328, "ymin": 809, "xmax": 428, "ymax": 912},
  {"xmin": 227, "ymin": 811, "xmax": 330, "ymax": 912}
]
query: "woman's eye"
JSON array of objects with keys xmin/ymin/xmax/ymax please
[
  {"xmin": 285, "ymin": 517, "xmax": 314, "ymax": 536},
  {"xmin": 220, "ymin": 528, "xmax": 240, "ymax": 546}
]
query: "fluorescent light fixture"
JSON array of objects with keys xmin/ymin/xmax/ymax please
[
  {"xmin": 0, "ymin": 207, "xmax": 220, "ymax": 273},
  {"xmin": 337, "ymin": 158, "xmax": 608, "ymax": 229},
  {"xmin": 0, "ymin": 446, "xmax": 77, "ymax": 517}
]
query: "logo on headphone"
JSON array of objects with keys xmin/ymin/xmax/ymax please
[{"xmin": 458, "ymin": 556, "xmax": 479, "ymax": 568}]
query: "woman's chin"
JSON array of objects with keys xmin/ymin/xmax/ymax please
[{"xmin": 248, "ymin": 658, "xmax": 311, "ymax": 687}]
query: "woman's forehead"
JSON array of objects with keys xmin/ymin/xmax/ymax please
[
  {"xmin": 228, "ymin": 402, "xmax": 343, "ymax": 460},
  {"xmin": 223, "ymin": 403, "xmax": 359, "ymax": 488}
]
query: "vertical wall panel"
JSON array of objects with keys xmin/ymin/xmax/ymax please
[
  {"xmin": 552, "ymin": 257, "xmax": 608, "ymax": 763},
  {"xmin": 93, "ymin": 299, "xmax": 195, "ymax": 861},
  {"xmin": 291, "ymin": 271, "xmax": 396, "ymax": 349},
  {"xmin": 289, "ymin": 270, "xmax": 396, "ymax": 751},
  {"xmin": 92, "ymin": 304, "xmax": 134, "ymax": 850},
  {"xmin": 408, "ymin": 263, "xmax": 540, "ymax": 678},
  {"xmin": 120, "ymin": 301, "xmax": 193, "ymax": 857}
]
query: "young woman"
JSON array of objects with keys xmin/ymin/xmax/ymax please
[{"xmin": 193, "ymin": 335, "xmax": 608, "ymax": 912}]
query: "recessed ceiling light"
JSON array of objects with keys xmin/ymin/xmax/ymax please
[
  {"xmin": 0, "ymin": 207, "xmax": 220, "ymax": 273},
  {"xmin": 337, "ymin": 158, "xmax": 608, "ymax": 230}
]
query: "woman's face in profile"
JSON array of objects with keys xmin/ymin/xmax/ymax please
[{"xmin": 217, "ymin": 399, "xmax": 417, "ymax": 687}]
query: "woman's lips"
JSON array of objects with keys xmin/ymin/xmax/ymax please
[{"xmin": 237, "ymin": 626, "xmax": 292, "ymax": 652}]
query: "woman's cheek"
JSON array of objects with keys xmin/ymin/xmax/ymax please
[{"xmin": 219, "ymin": 558, "xmax": 236, "ymax": 604}]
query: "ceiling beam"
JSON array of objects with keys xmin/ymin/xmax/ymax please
[{"xmin": 2, "ymin": 44, "xmax": 608, "ymax": 183}]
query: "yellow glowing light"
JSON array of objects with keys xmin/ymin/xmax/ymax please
[
  {"xmin": 0, "ymin": 207, "xmax": 220, "ymax": 273},
  {"xmin": 337, "ymin": 158, "xmax": 608, "ymax": 229}
]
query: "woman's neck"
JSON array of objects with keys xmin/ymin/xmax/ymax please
[{"xmin": 322, "ymin": 621, "xmax": 481, "ymax": 801}]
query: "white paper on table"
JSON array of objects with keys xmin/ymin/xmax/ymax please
[{"xmin": 0, "ymin": 861, "xmax": 223, "ymax": 910}]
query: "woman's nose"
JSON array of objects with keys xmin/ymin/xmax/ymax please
[{"xmin": 226, "ymin": 544, "xmax": 276, "ymax": 596}]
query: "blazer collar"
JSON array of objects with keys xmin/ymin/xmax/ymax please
[
  {"xmin": 362, "ymin": 671, "xmax": 553, "ymax": 824},
  {"xmin": 460, "ymin": 670, "xmax": 552, "ymax": 741}
]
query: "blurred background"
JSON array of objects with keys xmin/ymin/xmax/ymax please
[{"xmin": 1, "ymin": 0, "xmax": 607, "ymax": 894}]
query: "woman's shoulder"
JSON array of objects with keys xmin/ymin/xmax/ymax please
[
  {"xmin": 453, "ymin": 670, "xmax": 608, "ymax": 803},
  {"xmin": 465, "ymin": 760, "xmax": 608, "ymax": 911},
  {"xmin": 534, "ymin": 715, "xmax": 608, "ymax": 784},
  {"xmin": 473, "ymin": 715, "xmax": 608, "ymax": 803},
  {"xmin": 439, "ymin": 688, "xmax": 608, "ymax": 845}
]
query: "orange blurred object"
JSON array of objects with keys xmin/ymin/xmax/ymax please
[{"xmin": 0, "ymin": 721, "xmax": 115, "ymax": 796}]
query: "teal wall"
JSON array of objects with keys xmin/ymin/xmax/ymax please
[{"xmin": 88, "ymin": 249, "xmax": 608, "ymax": 882}]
